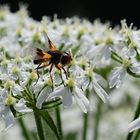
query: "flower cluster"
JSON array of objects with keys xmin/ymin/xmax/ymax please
[{"xmin": 0, "ymin": 6, "xmax": 140, "ymax": 135}]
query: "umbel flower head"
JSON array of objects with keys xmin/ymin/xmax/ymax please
[{"xmin": 1, "ymin": 6, "xmax": 140, "ymax": 136}]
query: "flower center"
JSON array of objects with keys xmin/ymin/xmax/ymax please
[
  {"xmin": 105, "ymin": 37, "xmax": 113, "ymax": 45},
  {"xmin": 66, "ymin": 77, "xmax": 75, "ymax": 88},
  {"xmin": 85, "ymin": 68, "xmax": 93, "ymax": 79},
  {"xmin": 12, "ymin": 66, "xmax": 20, "ymax": 74},
  {"xmin": 5, "ymin": 95, "xmax": 16, "ymax": 106},
  {"xmin": 1, "ymin": 59, "xmax": 9, "ymax": 66},
  {"xmin": 46, "ymin": 78, "xmax": 53, "ymax": 86},
  {"xmin": 4, "ymin": 80, "xmax": 15, "ymax": 89},
  {"xmin": 29, "ymin": 71, "xmax": 38, "ymax": 80},
  {"xmin": 123, "ymin": 59, "xmax": 131, "ymax": 67}
]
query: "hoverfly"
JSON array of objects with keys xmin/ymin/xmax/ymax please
[{"xmin": 34, "ymin": 31, "xmax": 72, "ymax": 84}]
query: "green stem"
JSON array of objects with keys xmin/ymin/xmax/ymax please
[
  {"xmin": 126, "ymin": 99, "xmax": 140, "ymax": 140},
  {"xmin": 93, "ymin": 100, "xmax": 102, "ymax": 140},
  {"xmin": 33, "ymin": 93, "xmax": 45, "ymax": 140},
  {"xmin": 82, "ymin": 90, "xmax": 90, "ymax": 140},
  {"xmin": 55, "ymin": 107, "xmax": 63, "ymax": 139},
  {"xmin": 82, "ymin": 112, "xmax": 89, "ymax": 140},
  {"xmin": 34, "ymin": 110, "xmax": 45, "ymax": 140},
  {"xmin": 133, "ymin": 129, "xmax": 140, "ymax": 140},
  {"xmin": 18, "ymin": 117, "xmax": 32, "ymax": 140},
  {"xmin": 111, "ymin": 51, "xmax": 123, "ymax": 64},
  {"xmin": 38, "ymin": 110, "xmax": 62, "ymax": 140}
]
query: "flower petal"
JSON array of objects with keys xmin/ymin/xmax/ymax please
[
  {"xmin": 126, "ymin": 48, "xmax": 137, "ymax": 58},
  {"xmin": 129, "ymin": 117, "xmax": 140, "ymax": 132},
  {"xmin": 62, "ymin": 89, "xmax": 73, "ymax": 108},
  {"xmin": 15, "ymin": 98, "xmax": 32, "ymax": 112},
  {"xmin": 12, "ymin": 84, "xmax": 23, "ymax": 96},
  {"xmin": 47, "ymin": 86, "xmax": 72, "ymax": 108},
  {"xmin": 47, "ymin": 86, "xmax": 66, "ymax": 99},
  {"xmin": 102, "ymin": 46, "xmax": 111, "ymax": 61},
  {"xmin": 93, "ymin": 81, "xmax": 110, "ymax": 103},
  {"xmin": 36, "ymin": 87, "xmax": 52, "ymax": 109},
  {"xmin": 3, "ymin": 108, "xmax": 14, "ymax": 130},
  {"xmin": 74, "ymin": 87, "xmax": 89, "ymax": 113},
  {"xmin": 130, "ymin": 62, "xmax": 140, "ymax": 74}
]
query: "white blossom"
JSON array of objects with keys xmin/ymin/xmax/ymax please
[
  {"xmin": 46, "ymin": 85, "xmax": 89, "ymax": 113},
  {"xmin": 0, "ymin": 89, "xmax": 15, "ymax": 130},
  {"xmin": 82, "ymin": 68, "xmax": 110, "ymax": 103}
]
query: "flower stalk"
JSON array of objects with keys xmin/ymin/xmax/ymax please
[
  {"xmin": 82, "ymin": 90, "xmax": 90, "ymax": 140},
  {"xmin": 18, "ymin": 117, "xmax": 32, "ymax": 140},
  {"xmin": 55, "ymin": 106, "xmax": 63, "ymax": 139},
  {"xmin": 126, "ymin": 99, "xmax": 140, "ymax": 140},
  {"xmin": 34, "ymin": 110, "xmax": 46, "ymax": 140},
  {"xmin": 93, "ymin": 100, "xmax": 103, "ymax": 140}
]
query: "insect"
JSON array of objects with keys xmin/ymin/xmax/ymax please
[{"xmin": 33, "ymin": 31, "xmax": 72, "ymax": 84}]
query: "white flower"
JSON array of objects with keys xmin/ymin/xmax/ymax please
[
  {"xmin": 129, "ymin": 117, "xmax": 140, "ymax": 132},
  {"xmin": 109, "ymin": 49, "xmax": 140, "ymax": 89},
  {"xmin": 83, "ymin": 68, "xmax": 110, "ymax": 103},
  {"xmin": 0, "ymin": 89, "xmax": 15, "ymax": 130},
  {"xmin": 3, "ymin": 80, "xmax": 24, "ymax": 96},
  {"xmin": 92, "ymin": 80, "xmax": 109, "ymax": 103},
  {"xmin": 47, "ymin": 85, "xmax": 89, "ymax": 113},
  {"xmin": 109, "ymin": 67, "xmax": 126, "ymax": 88}
]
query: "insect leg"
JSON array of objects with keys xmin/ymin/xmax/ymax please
[
  {"xmin": 34, "ymin": 63, "xmax": 50, "ymax": 85},
  {"xmin": 34, "ymin": 64, "xmax": 41, "ymax": 86},
  {"xmin": 67, "ymin": 64, "xmax": 72, "ymax": 77},
  {"xmin": 49, "ymin": 64, "xmax": 54, "ymax": 85},
  {"xmin": 55, "ymin": 64, "xmax": 63, "ymax": 82},
  {"xmin": 62, "ymin": 67, "xmax": 68, "ymax": 79}
]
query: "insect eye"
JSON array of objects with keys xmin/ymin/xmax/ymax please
[{"xmin": 61, "ymin": 53, "xmax": 71, "ymax": 65}]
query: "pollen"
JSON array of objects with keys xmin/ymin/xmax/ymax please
[
  {"xmin": 29, "ymin": 71, "xmax": 38, "ymax": 80},
  {"xmin": 15, "ymin": 56, "xmax": 22, "ymax": 64},
  {"xmin": 66, "ymin": 77, "xmax": 75, "ymax": 88},
  {"xmin": 12, "ymin": 66, "xmax": 20, "ymax": 74},
  {"xmin": 5, "ymin": 95, "xmax": 16, "ymax": 106},
  {"xmin": 1, "ymin": 58, "xmax": 9, "ymax": 66},
  {"xmin": 16, "ymin": 28, "xmax": 22, "ymax": 37},
  {"xmin": 85, "ymin": 68, "xmax": 93, "ymax": 79},
  {"xmin": 123, "ymin": 59, "xmax": 131, "ymax": 67},
  {"xmin": 4, "ymin": 80, "xmax": 15, "ymax": 89},
  {"xmin": 105, "ymin": 37, "xmax": 113, "ymax": 45},
  {"xmin": 33, "ymin": 32, "xmax": 41, "ymax": 42},
  {"xmin": 46, "ymin": 78, "xmax": 53, "ymax": 86},
  {"xmin": 129, "ymin": 41, "xmax": 137, "ymax": 49}
]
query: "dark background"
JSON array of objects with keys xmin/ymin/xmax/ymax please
[{"xmin": 1, "ymin": 0, "xmax": 140, "ymax": 28}]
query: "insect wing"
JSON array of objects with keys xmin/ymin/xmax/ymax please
[
  {"xmin": 43, "ymin": 31, "xmax": 57, "ymax": 51},
  {"xmin": 34, "ymin": 48, "xmax": 52, "ymax": 64}
]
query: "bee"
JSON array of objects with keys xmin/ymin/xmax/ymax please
[{"xmin": 34, "ymin": 31, "xmax": 72, "ymax": 84}]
